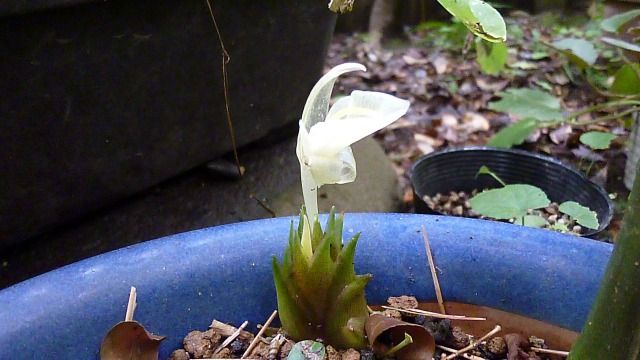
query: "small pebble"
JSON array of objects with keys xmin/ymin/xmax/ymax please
[
  {"xmin": 359, "ymin": 348, "xmax": 375, "ymax": 360},
  {"xmin": 485, "ymin": 336, "xmax": 507, "ymax": 357},
  {"xmin": 168, "ymin": 349, "xmax": 190, "ymax": 360},
  {"xmin": 572, "ymin": 225, "xmax": 582, "ymax": 233},
  {"xmin": 327, "ymin": 345, "xmax": 342, "ymax": 360},
  {"xmin": 447, "ymin": 326, "xmax": 470, "ymax": 349},
  {"xmin": 342, "ymin": 348, "xmax": 361, "ymax": 360}
]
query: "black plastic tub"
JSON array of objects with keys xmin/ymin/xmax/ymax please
[
  {"xmin": 0, "ymin": 0, "xmax": 336, "ymax": 249},
  {"xmin": 411, "ymin": 147, "xmax": 613, "ymax": 237}
]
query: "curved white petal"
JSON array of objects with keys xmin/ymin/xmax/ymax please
[
  {"xmin": 308, "ymin": 146, "xmax": 356, "ymax": 187},
  {"xmin": 300, "ymin": 63, "xmax": 367, "ymax": 131},
  {"xmin": 307, "ymin": 90, "xmax": 410, "ymax": 155}
]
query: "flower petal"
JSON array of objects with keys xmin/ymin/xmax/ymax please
[
  {"xmin": 300, "ymin": 63, "xmax": 367, "ymax": 131},
  {"xmin": 300, "ymin": 162, "xmax": 319, "ymax": 226},
  {"xmin": 309, "ymin": 146, "xmax": 356, "ymax": 187},
  {"xmin": 307, "ymin": 90, "xmax": 410, "ymax": 155}
]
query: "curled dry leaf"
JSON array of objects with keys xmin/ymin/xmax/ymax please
[
  {"xmin": 504, "ymin": 333, "xmax": 530, "ymax": 360},
  {"xmin": 100, "ymin": 321, "xmax": 165, "ymax": 360},
  {"xmin": 365, "ymin": 314, "xmax": 435, "ymax": 360}
]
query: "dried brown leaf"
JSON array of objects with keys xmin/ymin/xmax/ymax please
[
  {"xmin": 549, "ymin": 125, "xmax": 573, "ymax": 144},
  {"xmin": 100, "ymin": 321, "xmax": 165, "ymax": 360},
  {"xmin": 365, "ymin": 314, "xmax": 435, "ymax": 360}
]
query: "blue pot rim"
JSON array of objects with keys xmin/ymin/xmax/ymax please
[{"xmin": 0, "ymin": 214, "xmax": 613, "ymax": 358}]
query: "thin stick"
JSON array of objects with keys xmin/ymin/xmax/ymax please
[
  {"xmin": 437, "ymin": 345, "xmax": 487, "ymax": 360},
  {"xmin": 241, "ymin": 310, "xmax": 278, "ymax": 359},
  {"xmin": 215, "ymin": 320, "xmax": 249, "ymax": 354},
  {"xmin": 125, "ymin": 286, "xmax": 137, "ymax": 322},
  {"xmin": 422, "ymin": 225, "xmax": 446, "ymax": 314},
  {"xmin": 531, "ymin": 347, "xmax": 569, "ymax": 357},
  {"xmin": 381, "ymin": 306, "xmax": 486, "ymax": 321},
  {"xmin": 204, "ymin": 0, "xmax": 242, "ymax": 177},
  {"xmin": 443, "ymin": 325, "xmax": 501, "ymax": 360}
]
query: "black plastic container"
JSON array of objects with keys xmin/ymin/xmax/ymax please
[
  {"xmin": 411, "ymin": 147, "xmax": 613, "ymax": 237},
  {"xmin": 0, "ymin": 0, "xmax": 336, "ymax": 249}
]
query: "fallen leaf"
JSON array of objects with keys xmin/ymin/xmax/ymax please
[
  {"xmin": 572, "ymin": 145, "xmax": 606, "ymax": 162},
  {"xmin": 462, "ymin": 112, "xmax": 490, "ymax": 133},
  {"xmin": 365, "ymin": 314, "xmax": 435, "ymax": 360},
  {"xmin": 100, "ymin": 321, "xmax": 165, "ymax": 360},
  {"xmin": 549, "ymin": 125, "xmax": 573, "ymax": 144},
  {"xmin": 402, "ymin": 55, "xmax": 428, "ymax": 66},
  {"xmin": 504, "ymin": 333, "xmax": 530, "ymax": 360},
  {"xmin": 414, "ymin": 133, "xmax": 442, "ymax": 155},
  {"xmin": 475, "ymin": 77, "xmax": 509, "ymax": 92},
  {"xmin": 432, "ymin": 55, "xmax": 450, "ymax": 75}
]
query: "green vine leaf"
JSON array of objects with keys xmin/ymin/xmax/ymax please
[
  {"xmin": 601, "ymin": 9, "xmax": 640, "ymax": 33},
  {"xmin": 611, "ymin": 64, "xmax": 640, "ymax": 95},
  {"xmin": 523, "ymin": 215, "xmax": 548, "ymax": 228},
  {"xmin": 602, "ymin": 37, "xmax": 640, "ymax": 53},
  {"xmin": 580, "ymin": 131, "xmax": 616, "ymax": 150},
  {"xmin": 469, "ymin": 184, "xmax": 550, "ymax": 220},
  {"xmin": 489, "ymin": 88, "xmax": 563, "ymax": 121},
  {"xmin": 551, "ymin": 38, "xmax": 598, "ymax": 69},
  {"xmin": 559, "ymin": 201, "xmax": 599, "ymax": 230},
  {"xmin": 487, "ymin": 118, "xmax": 539, "ymax": 148},
  {"xmin": 475, "ymin": 38, "xmax": 508, "ymax": 75},
  {"xmin": 436, "ymin": 0, "xmax": 507, "ymax": 42}
]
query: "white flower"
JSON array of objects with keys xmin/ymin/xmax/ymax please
[{"xmin": 296, "ymin": 63, "xmax": 410, "ymax": 253}]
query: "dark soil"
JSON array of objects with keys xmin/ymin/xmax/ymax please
[
  {"xmin": 422, "ymin": 191, "xmax": 587, "ymax": 235},
  {"xmin": 169, "ymin": 296, "xmax": 561, "ymax": 360}
]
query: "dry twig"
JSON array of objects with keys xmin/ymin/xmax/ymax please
[
  {"xmin": 215, "ymin": 320, "xmax": 249, "ymax": 354},
  {"xmin": 125, "ymin": 286, "xmax": 137, "ymax": 322},
  {"xmin": 241, "ymin": 310, "xmax": 278, "ymax": 359},
  {"xmin": 381, "ymin": 306, "xmax": 485, "ymax": 321},
  {"xmin": 422, "ymin": 225, "xmax": 446, "ymax": 314},
  {"xmin": 443, "ymin": 325, "xmax": 502, "ymax": 360},
  {"xmin": 437, "ymin": 345, "xmax": 487, "ymax": 360},
  {"xmin": 531, "ymin": 347, "xmax": 569, "ymax": 356}
]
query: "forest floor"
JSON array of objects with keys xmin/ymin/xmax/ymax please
[{"xmin": 325, "ymin": 11, "xmax": 633, "ymax": 241}]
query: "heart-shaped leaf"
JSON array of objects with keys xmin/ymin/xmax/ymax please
[
  {"xmin": 551, "ymin": 38, "xmax": 598, "ymax": 68},
  {"xmin": 488, "ymin": 118, "xmax": 539, "ymax": 148},
  {"xmin": 601, "ymin": 9, "xmax": 640, "ymax": 33},
  {"xmin": 436, "ymin": 0, "xmax": 507, "ymax": 42},
  {"xmin": 489, "ymin": 88, "xmax": 563, "ymax": 121},
  {"xmin": 470, "ymin": 184, "xmax": 550, "ymax": 220},
  {"xmin": 580, "ymin": 131, "xmax": 616, "ymax": 150},
  {"xmin": 559, "ymin": 201, "xmax": 599, "ymax": 230}
]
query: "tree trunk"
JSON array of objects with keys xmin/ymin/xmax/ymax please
[{"xmin": 368, "ymin": 0, "xmax": 394, "ymax": 48}]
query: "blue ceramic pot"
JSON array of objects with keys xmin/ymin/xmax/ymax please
[{"xmin": 0, "ymin": 214, "xmax": 612, "ymax": 358}]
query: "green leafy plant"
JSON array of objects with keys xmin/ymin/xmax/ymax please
[
  {"xmin": 470, "ymin": 167, "xmax": 600, "ymax": 231},
  {"xmin": 488, "ymin": 88, "xmax": 563, "ymax": 121},
  {"xmin": 475, "ymin": 38, "xmax": 508, "ymax": 75}
]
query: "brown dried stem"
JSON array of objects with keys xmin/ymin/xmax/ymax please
[
  {"xmin": 443, "ymin": 325, "xmax": 501, "ymax": 360},
  {"xmin": 422, "ymin": 225, "xmax": 446, "ymax": 314},
  {"xmin": 531, "ymin": 347, "xmax": 569, "ymax": 356},
  {"xmin": 215, "ymin": 320, "xmax": 249, "ymax": 354},
  {"xmin": 381, "ymin": 306, "xmax": 485, "ymax": 321},
  {"xmin": 241, "ymin": 310, "xmax": 278, "ymax": 359}
]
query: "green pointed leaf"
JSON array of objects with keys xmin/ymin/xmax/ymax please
[
  {"xmin": 551, "ymin": 38, "xmax": 598, "ymax": 68},
  {"xmin": 489, "ymin": 88, "xmax": 563, "ymax": 121},
  {"xmin": 602, "ymin": 37, "xmax": 640, "ymax": 53},
  {"xmin": 436, "ymin": 0, "xmax": 507, "ymax": 42},
  {"xmin": 601, "ymin": 9, "xmax": 640, "ymax": 33},
  {"xmin": 523, "ymin": 215, "xmax": 548, "ymax": 228},
  {"xmin": 580, "ymin": 131, "xmax": 616, "ymax": 150},
  {"xmin": 475, "ymin": 165, "xmax": 507, "ymax": 187},
  {"xmin": 611, "ymin": 64, "xmax": 640, "ymax": 95},
  {"xmin": 559, "ymin": 201, "xmax": 599, "ymax": 230},
  {"xmin": 476, "ymin": 38, "xmax": 508, "ymax": 75},
  {"xmin": 488, "ymin": 118, "xmax": 539, "ymax": 148},
  {"xmin": 469, "ymin": 184, "xmax": 550, "ymax": 219}
]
